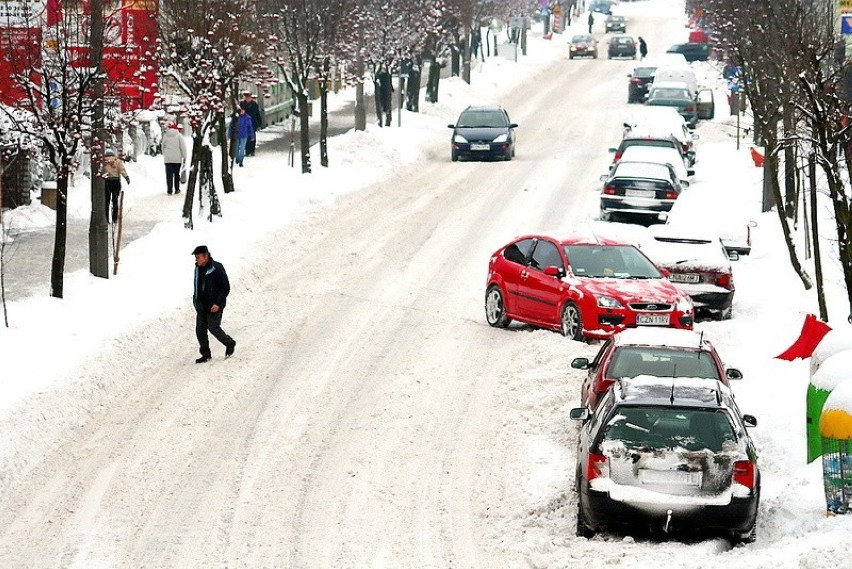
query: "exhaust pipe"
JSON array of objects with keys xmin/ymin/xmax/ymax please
[{"xmin": 663, "ymin": 509, "xmax": 673, "ymax": 533}]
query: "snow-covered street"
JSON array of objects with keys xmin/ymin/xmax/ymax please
[{"xmin": 2, "ymin": 1, "xmax": 852, "ymax": 567}]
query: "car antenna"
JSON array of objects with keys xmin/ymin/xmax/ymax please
[{"xmin": 698, "ymin": 330, "xmax": 704, "ymax": 360}]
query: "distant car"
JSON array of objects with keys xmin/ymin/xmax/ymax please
[
  {"xmin": 599, "ymin": 161, "xmax": 686, "ymax": 222},
  {"xmin": 571, "ymin": 376, "xmax": 760, "ymax": 544},
  {"xmin": 646, "ymin": 81, "xmax": 699, "ymax": 127},
  {"xmin": 667, "ymin": 42, "xmax": 711, "ymax": 62},
  {"xmin": 484, "ymin": 235, "xmax": 694, "ymax": 340},
  {"xmin": 570, "ymin": 34, "xmax": 598, "ymax": 59},
  {"xmin": 448, "ymin": 106, "xmax": 517, "ymax": 162},
  {"xmin": 608, "ymin": 35, "xmax": 637, "ymax": 59},
  {"xmin": 609, "ymin": 132, "xmax": 688, "ymax": 166},
  {"xmin": 617, "ymin": 145, "xmax": 692, "ymax": 185},
  {"xmin": 605, "ymin": 15, "xmax": 626, "ymax": 33},
  {"xmin": 571, "ymin": 328, "xmax": 744, "ymax": 410},
  {"xmin": 589, "ymin": 0, "xmax": 615, "ymax": 14},
  {"xmin": 641, "ymin": 224, "xmax": 738, "ymax": 319},
  {"xmin": 627, "ymin": 64, "xmax": 658, "ymax": 103},
  {"xmin": 622, "ymin": 111, "xmax": 698, "ymax": 165}
]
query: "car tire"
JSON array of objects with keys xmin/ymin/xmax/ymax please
[
  {"xmin": 485, "ymin": 285, "xmax": 511, "ymax": 328},
  {"xmin": 599, "ymin": 209, "xmax": 611, "ymax": 222},
  {"xmin": 718, "ymin": 307, "xmax": 733, "ymax": 321},
  {"xmin": 569, "ymin": 54, "xmax": 574, "ymax": 60},
  {"xmin": 576, "ymin": 504, "xmax": 595, "ymax": 538},
  {"xmin": 561, "ymin": 302, "xmax": 584, "ymax": 340},
  {"xmin": 451, "ymin": 149, "xmax": 458, "ymax": 162},
  {"xmin": 731, "ymin": 524, "xmax": 756, "ymax": 545}
]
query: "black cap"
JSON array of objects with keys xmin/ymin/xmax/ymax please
[{"xmin": 192, "ymin": 245, "xmax": 209, "ymax": 255}]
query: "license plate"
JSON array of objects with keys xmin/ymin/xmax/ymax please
[
  {"xmin": 636, "ymin": 313, "xmax": 670, "ymax": 326},
  {"xmin": 470, "ymin": 143, "xmax": 490, "ymax": 151},
  {"xmin": 670, "ymin": 273, "xmax": 700, "ymax": 284},
  {"xmin": 640, "ymin": 469, "xmax": 702, "ymax": 486},
  {"xmin": 625, "ymin": 189, "xmax": 654, "ymax": 198}
]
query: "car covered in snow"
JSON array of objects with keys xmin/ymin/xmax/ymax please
[
  {"xmin": 571, "ymin": 328, "xmax": 743, "ymax": 410},
  {"xmin": 640, "ymin": 224, "xmax": 738, "ymax": 320},
  {"xmin": 484, "ymin": 235, "xmax": 694, "ymax": 340},
  {"xmin": 571, "ymin": 376, "xmax": 760, "ymax": 543}
]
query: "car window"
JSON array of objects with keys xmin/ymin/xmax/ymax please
[
  {"xmin": 602, "ymin": 406, "xmax": 736, "ymax": 452},
  {"xmin": 503, "ymin": 238, "xmax": 534, "ymax": 265},
  {"xmin": 457, "ymin": 110, "xmax": 508, "ymax": 128},
  {"xmin": 591, "ymin": 339, "xmax": 614, "ymax": 369},
  {"xmin": 565, "ymin": 245, "xmax": 662, "ymax": 279},
  {"xmin": 650, "ymin": 88, "xmax": 691, "ymax": 99},
  {"xmin": 606, "ymin": 347, "xmax": 721, "ymax": 380},
  {"xmin": 529, "ymin": 240, "xmax": 564, "ymax": 271}
]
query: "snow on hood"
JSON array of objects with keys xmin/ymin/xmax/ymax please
[
  {"xmin": 811, "ymin": 350, "xmax": 852, "ymax": 392},
  {"xmin": 564, "ymin": 276, "xmax": 686, "ymax": 305},
  {"xmin": 811, "ymin": 325, "xmax": 852, "ymax": 377}
]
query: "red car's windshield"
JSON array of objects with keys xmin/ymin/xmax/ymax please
[{"xmin": 564, "ymin": 245, "xmax": 662, "ymax": 279}]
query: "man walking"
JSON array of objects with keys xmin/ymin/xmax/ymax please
[
  {"xmin": 192, "ymin": 245, "xmax": 236, "ymax": 363},
  {"xmin": 638, "ymin": 36, "xmax": 648, "ymax": 60},
  {"xmin": 587, "ymin": 11, "xmax": 594, "ymax": 34},
  {"xmin": 239, "ymin": 91, "xmax": 263, "ymax": 156},
  {"xmin": 227, "ymin": 108, "xmax": 255, "ymax": 167},
  {"xmin": 162, "ymin": 122, "xmax": 186, "ymax": 194}
]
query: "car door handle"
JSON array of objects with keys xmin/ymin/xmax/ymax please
[{"xmin": 520, "ymin": 271, "xmax": 529, "ymax": 279}]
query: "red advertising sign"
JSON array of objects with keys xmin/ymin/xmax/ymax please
[{"xmin": 0, "ymin": 26, "xmax": 42, "ymax": 105}]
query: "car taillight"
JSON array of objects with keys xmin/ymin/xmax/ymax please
[
  {"xmin": 733, "ymin": 460, "xmax": 755, "ymax": 490},
  {"xmin": 603, "ymin": 185, "xmax": 617, "ymax": 195},
  {"xmin": 613, "ymin": 152, "xmax": 622, "ymax": 162},
  {"xmin": 715, "ymin": 273, "xmax": 733, "ymax": 289},
  {"xmin": 631, "ymin": 78, "xmax": 642, "ymax": 84},
  {"xmin": 685, "ymin": 105, "xmax": 695, "ymax": 112},
  {"xmin": 587, "ymin": 452, "xmax": 608, "ymax": 482},
  {"xmin": 664, "ymin": 190, "xmax": 678, "ymax": 200}
]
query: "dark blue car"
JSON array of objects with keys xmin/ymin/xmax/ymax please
[{"xmin": 449, "ymin": 106, "xmax": 517, "ymax": 162}]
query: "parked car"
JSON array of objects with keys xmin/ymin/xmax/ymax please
[
  {"xmin": 484, "ymin": 235, "xmax": 695, "ymax": 340},
  {"xmin": 640, "ymin": 224, "xmax": 737, "ymax": 319},
  {"xmin": 571, "ymin": 327, "xmax": 743, "ymax": 410},
  {"xmin": 617, "ymin": 145, "xmax": 692, "ymax": 185},
  {"xmin": 608, "ymin": 35, "xmax": 637, "ymax": 59},
  {"xmin": 622, "ymin": 110, "xmax": 698, "ymax": 165},
  {"xmin": 667, "ymin": 42, "xmax": 711, "ymax": 62},
  {"xmin": 646, "ymin": 81, "xmax": 700, "ymax": 127},
  {"xmin": 599, "ymin": 161, "xmax": 687, "ymax": 222},
  {"xmin": 653, "ymin": 66, "xmax": 698, "ymax": 95},
  {"xmin": 627, "ymin": 64, "xmax": 658, "ymax": 103},
  {"xmin": 571, "ymin": 376, "xmax": 760, "ymax": 543},
  {"xmin": 569, "ymin": 34, "xmax": 599, "ymax": 59},
  {"xmin": 610, "ymin": 131, "xmax": 687, "ymax": 165},
  {"xmin": 448, "ymin": 106, "xmax": 517, "ymax": 162},
  {"xmin": 605, "ymin": 15, "xmax": 627, "ymax": 33}
]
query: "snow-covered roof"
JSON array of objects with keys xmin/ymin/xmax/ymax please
[
  {"xmin": 613, "ymin": 327, "xmax": 709, "ymax": 349},
  {"xmin": 811, "ymin": 350, "xmax": 852, "ymax": 391},
  {"xmin": 611, "ymin": 161, "xmax": 673, "ymax": 181},
  {"xmin": 810, "ymin": 326, "xmax": 852, "ymax": 378}
]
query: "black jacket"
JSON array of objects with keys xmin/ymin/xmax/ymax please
[{"xmin": 193, "ymin": 259, "xmax": 230, "ymax": 311}]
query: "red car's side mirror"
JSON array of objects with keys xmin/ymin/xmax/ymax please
[
  {"xmin": 543, "ymin": 266, "xmax": 565, "ymax": 278},
  {"xmin": 659, "ymin": 267, "xmax": 671, "ymax": 278}
]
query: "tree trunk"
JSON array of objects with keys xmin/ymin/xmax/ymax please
[
  {"xmin": 182, "ymin": 133, "xmax": 204, "ymax": 227},
  {"xmin": 51, "ymin": 175, "xmax": 69, "ymax": 298},
  {"xmin": 427, "ymin": 59, "xmax": 441, "ymax": 103},
  {"xmin": 462, "ymin": 23, "xmax": 471, "ymax": 84},
  {"xmin": 320, "ymin": 59, "xmax": 329, "ymax": 167},
  {"xmin": 218, "ymin": 113, "xmax": 234, "ymax": 194},
  {"xmin": 783, "ymin": 104, "xmax": 796, "ymax": 218},
  {"xmin": 809, "ymin": 157, "xmax": 828, "ymax": 321},
  {"xmin": 451, "ymin": 45, "xmax": 460, "ymax": 77},
  {"xmin": 373, "ymin": 78, "xmax": 383, "ymax": 126},
  {"xmin": 88, "ymin": 0, "xmax": 109, "ymax": 279},
  {"xmin": 355, "ymin": 31, "xmax": 366, "ymax": 131},
  {"xmin": 297, "ymin": 92, "xmax": 311, "ymax": 174},
  {"xmin": 406, "ymin": 56, "xmax": 421, "ymax": 112}
]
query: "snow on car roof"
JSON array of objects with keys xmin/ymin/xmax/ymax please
[
  {"xmin": 650, "ymin": 80, "xmax": 692, "ymax": 92},
  {"xmin": 612, "ymin": 161, "xmax": 673, "ymax": 180},
  {"xmin": 618, "ymin": 375, "xmax": 730, "ymax": 405},
  {"xmin": 811, "ymin": 350, "xmax": 852, "ymax": 391},
  {"xmin": 613, "ymin": 327, "xmax": 709, "ymax": 349}
]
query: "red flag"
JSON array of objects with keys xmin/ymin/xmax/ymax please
[{"xmin": 775, "ymin": 314, "xmax": 832, "ymax": 361}]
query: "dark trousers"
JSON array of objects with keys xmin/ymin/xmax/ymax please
[
  {"xmin": 196, "ymin": 309, "xmax": 234, "ymax": 356},
  {"xmin": 165, "ymin": 162, "xmax": 181, "ymax": 193},
  {"xmin": 104, "ymin": 178, "xmax": 121, "ymax": 222},
  {"xmin": 246, "ymin": 137, "xmax": 256, "ymax": 156}
]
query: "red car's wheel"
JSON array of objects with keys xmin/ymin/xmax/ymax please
[
  {"xmin": 561, "ymin": 302, "xmax": 584, "ymax": 340},
  {"xmin": 485, "ymin": 285, "xmax": 511, "ymax": 328}
]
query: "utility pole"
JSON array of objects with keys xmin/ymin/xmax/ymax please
[
  {"xmin": 88, "ymin": 0, "xmax": 109, "ymax": 278},
  {"xmin": 354, "ymin": 29, "xmax": 366, "ymax": 131}
]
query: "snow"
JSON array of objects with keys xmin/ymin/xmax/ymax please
[
  {"xmin": 822, "ymin": 379, "xmax": 852, "ymax": 415},
  {"xmin": 613, "ymin": 327, "xmax": 709, "ymax": 349},
  {"xmin": 810, "ymin": 325, "xmax": 852, "ymax": 377},
  {"xmin": 3, "ymin": 0, "xmax": 852, "ymax": 566},
  {"xmin": 810, "ymin": 351, "xmax": 852, "ymax": 392}
]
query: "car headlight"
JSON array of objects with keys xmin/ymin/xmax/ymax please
[
  {"xmin": 676, "ymin": 295, "xmax": 694, "ymax": 313},
  {"xmin": 588, "ymin": 46, "xmax": 596, "ymax": 51},
  {"xmin": 453, "ymin": 134, "xmax": 468, "ymax": 143},
  {"xmin": 570, "ymin": 46, "xmax": 577, "ymax": 51},
  {"xmin": 492, "ymin": 134, "xmax": 508, "ymax": 143},
  {"xmin": 595, "ymin": 295, "xmax": 624, "ymax": 309}
]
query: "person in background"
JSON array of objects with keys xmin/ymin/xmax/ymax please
[
  {"xmin": 103, "ymin": 149, "xmax": 129, "ymax": 223},
  {"xmin": 588, "ymin": 11, "xmax": 594, "ymax": 33},
  {"xmin": 638, "ymin": 36, "xmax": 648, "ymax": 60},
  {"xmin": 192, "ymin": 245, "xmax": 236, "ymax": 363},
  {"xmin": 161, "ymin": 122, "xmax": 186, "ymax": 195},
  {"xmin": 227, "ymin": 108, "xmax": 255, "ymax": 167},
  {"xmin": 239, "ymin": 91, "xmax": 263, "ymax": 156}
]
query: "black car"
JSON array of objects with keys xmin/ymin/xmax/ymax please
[
  {"xmin": 627, "ymin": 64, "xmax": 657, "ymax": 103},
  {"xmin": 571, "ymin": 376, "xmax": 760, "ymax": 544},
  {"xmin": 605, "ymin": 15, "xmax": 626, "ymax": 33},
  {"xmin": 449, "ymin": 106, "xmax": 517, "ymax": 162},
  {"xmin": 589, "ymin": 0, "xmax": 614, "ymax": 15},
  {"xmin": 666, "ymin": 42, "xmax": 711, "ymax": 62},
  {"xmin": 608, "ymin": 35, "xmax": 637, "ymax": 59},
  {"xmin": 599, "ymin": 160, "xmax": 686, "ymax": 222}
]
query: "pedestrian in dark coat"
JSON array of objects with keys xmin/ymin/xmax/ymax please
[
  {"xmin": 227, "ymin": 108, "xmax": 255, "ymax": 167},
  {"xmin": 588, "ymin": 12, "xmax": 594, "ymax": 34},
  {"xmin": 638, "ymin": 37, "xmax": 648, "ymax": 60},
  {"xmin": 239, "ymin": 91, "xmax": 263, "ymax": 156},
  {"xmin": 192, "ymin": 245, "xmax": 236, "ymax": 363}
]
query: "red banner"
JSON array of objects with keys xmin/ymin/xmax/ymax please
[{"xmin": 0, "ymin": 27, "xmax": 42, "ymax": 106}]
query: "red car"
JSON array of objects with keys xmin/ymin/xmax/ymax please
[
  {"xmin": 484, "ymin": 235, "xmax": 695, "ymax": 340},
  {"xmin": 571, "ymin": 327, "xmax": 744, "ymax": 409}
]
